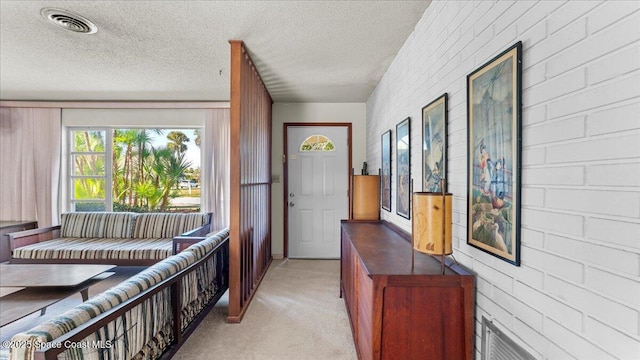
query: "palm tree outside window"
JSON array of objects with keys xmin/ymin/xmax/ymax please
[{"xmin": 69, "ymin": 127, "xmax": 201, "ymax": 213}]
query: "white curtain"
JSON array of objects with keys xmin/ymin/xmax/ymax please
[
  {"xmin": 0, "ymin": 107, "xmax": 61, "ymax": 227},
  {"xmin": 202, "ymin": 108, "xmax": 230, "ymax": 231}
]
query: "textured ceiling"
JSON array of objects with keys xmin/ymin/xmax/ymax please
[{"xmin": 0, "ymin": 1, "xmax": 430, "ymax": 102}]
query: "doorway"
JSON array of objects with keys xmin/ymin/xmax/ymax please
[{"xmin": 284, "ymin": 124, "xmax": 351, "ymax": 258}]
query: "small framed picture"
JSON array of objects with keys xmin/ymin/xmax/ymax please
[
  {"xmin": 422, "ymin": 93, "xmax": 448, "ymax": 192},
  {"xmin": 381, "ymin": 130, "xmax": 392, "ymax": 212},
  {"xmin": 396, "ymin": 117, "xmax": 411, "ymax": 219}
]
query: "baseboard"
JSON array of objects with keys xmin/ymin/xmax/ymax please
[{"xmin": 272, "ymin": 253, "xmax": 284, "ymax": 260}]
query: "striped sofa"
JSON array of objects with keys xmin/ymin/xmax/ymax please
[
  {"xmin": 7, "ymin": 228, "xmax": 230, "ymax": 360},
  {"xmin": 9, "ymin": 212, "xmax": 212, "ymax": 266}
]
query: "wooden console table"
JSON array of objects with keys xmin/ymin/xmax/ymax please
[
  {"xmin": 0, "ymin": 221, "xmax": 37, "ymax": 262},
  {"xmin": 340, "ymin": 220, "xmax": 475, "ymax": 360}
]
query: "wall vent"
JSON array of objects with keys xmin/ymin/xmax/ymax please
[{"xmin": 482, "ymin": 317, "xmax": 536, "ymax": 360}]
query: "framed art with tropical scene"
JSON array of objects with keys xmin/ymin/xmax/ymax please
[
  {"xmin": 422, "ymin": 93, "xmax": 448, "ymax": 192},
  {"xmin": 396, "ymin": 117, "xmax": 411, "ymax": 219},
  {"xmin": 381, "ymin": 130, "xmax": 392, "ymax": 212},
  {"xmin": 467, "ymin": 41, "xmax": 522, "ymax": 266}
]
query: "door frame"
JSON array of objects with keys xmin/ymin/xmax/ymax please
[{"xmin": 283, "ymin": 123, "xmax": 353, "ymax": 258}]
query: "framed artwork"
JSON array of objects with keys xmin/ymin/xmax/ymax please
[
  {"xmin": 467, "ymin": 41, "xmax": 522, "ymax": 266},
  {"xmin": 422, "ymin": 93, "xmax": 448, "ymax": 192},
  {"xmin": 381, "ymin": 130, "xmax": 392, "ymax": 212},
  {"xmin": 396, "ymin": 117, "xmax": 411, "ymax": 219}
]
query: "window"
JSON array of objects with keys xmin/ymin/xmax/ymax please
[
  {"xmin": 68, "ymin": 128, "xmax": 201, "ymax": 212},
  {"xmin": 299, "ymin": 134, "xmax": 335, "ymax": 151},
  {"xmin": 70, "ymin": 129, "xmax": 109, "ymax": 211}
]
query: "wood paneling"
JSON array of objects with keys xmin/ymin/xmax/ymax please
[{"xmin": 228, "ymin": 40, "xmax": 273, "ymax": 322}]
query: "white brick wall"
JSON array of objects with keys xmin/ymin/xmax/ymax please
[{"xmin": 366, "ymin": 1, "xmax": 640, "ymax": 359}]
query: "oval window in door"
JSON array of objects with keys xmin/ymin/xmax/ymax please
[{"xmin": 299, "ymin": 134, "xmax": 335, "ymax": 151}]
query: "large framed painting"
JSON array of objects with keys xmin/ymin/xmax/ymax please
[
  {"xmin": 381, "ymin": 130, "xmax": 392, "ymax": 212},
  {"xmin": 422, "ymin": 93, "xmax": 448, "ymax": 192},
  {"xmin": 396, "ymin": 117, "xmax": 411, "ymax": 219},
  {"xmin": 467, "ymin": 41, "xmax": 522, "ymax": 266}
]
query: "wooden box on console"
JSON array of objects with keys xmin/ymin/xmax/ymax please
[
  {"xmin": 340, "ymin": 220, "xmax": 475, "ymax": 360},
  {"xmin": 352, "ymin": 175, "xmax": 380, "ymax": 220}
]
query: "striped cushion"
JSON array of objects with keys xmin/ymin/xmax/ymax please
[
  {"xmin": 60, "ymin": 212, "xmax": 136, "ymax": 238},
  {"xmin": 132, "ymin": 213, "xmax": 208, "ymax": 239},
  {"xmin": 179, "ymin": 228, "xmax": 228, "ymax": 328},
  {"xmin": 185, "ymin": 228, "xmax": 230, "ymax": 258},
  {"xmin": 180, "ymin": 260, "xmax": 214, "ymax": 328},
  {"xmin": 9, "ymin": 291, "xmax": 174, "ymax": 360},
  {"xmin": 9, "ymin": 251, "xmax": 197, "ymax": 360},
  {"xmin": 12, "ymin": 237, "xmax": 174, "ymax": 261}
]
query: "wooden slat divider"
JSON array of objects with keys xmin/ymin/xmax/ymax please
[{"xmin": 228, "ymin": 40, "xmax": 273, "ymax": 323}]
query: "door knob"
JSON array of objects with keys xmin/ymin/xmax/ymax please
[
  {"xmin": 289, "ymin": 202, "xmax": 295, "ymax": 207},
  {"xmin": 290, "ymin": 193, "xmax": 295, "ymax": 198}
]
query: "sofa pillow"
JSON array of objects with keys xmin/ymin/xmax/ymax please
[
  {"xmin": 132, "ymin": 213, "xmax": 208, "ymax": 239},
  {"xmin": 60, "ymin": 212, "xmax": 136, "ymax": 238}
]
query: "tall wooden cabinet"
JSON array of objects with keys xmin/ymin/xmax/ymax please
[
  {"xmin": 340, "ymin": 220, "xmax": 475, "ymax": 360},
  {"xmin": 351, "ymin": 175, "xmax": 380, "ymax": 220}
]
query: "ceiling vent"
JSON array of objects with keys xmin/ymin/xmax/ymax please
[{"xmin": 41, "ymin": 8, "xmax": 97, "ymax": 34}]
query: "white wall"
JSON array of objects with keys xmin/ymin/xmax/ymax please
[
  {"xmin": 271, "ymin": 103, "xmax": 366, "ymax": 258},
  {"xmin": 366, "ymin": 1, "xmax": 640, "ymax": 359}
]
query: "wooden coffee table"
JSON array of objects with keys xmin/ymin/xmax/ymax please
[{"xmin": 0, "ymin": 264, "xmax": 115, "ymax": 327}]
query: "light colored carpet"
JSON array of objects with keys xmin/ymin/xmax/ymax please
[{"xmin": 173, "ymin": 259, "xmax": 357, "ymax": 360}]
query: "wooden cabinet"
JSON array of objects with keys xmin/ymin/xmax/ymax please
[
  {"xmin": 340, "ymin": 220, "xmax": 475, "ymax": 360},
  {"xmin": 0, "ymin": 221, "xmax": 37, "ymax": 262},
  {"xmin": 352, "ymin": 175, "xmax": 380, "ymax": 220}
]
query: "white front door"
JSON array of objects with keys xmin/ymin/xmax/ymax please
[{"xmin": 287, "ymin": 126, "xmax": 349, "ymax": 258}]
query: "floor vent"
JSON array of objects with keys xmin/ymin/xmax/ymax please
[{"xmin": 481, "ymin": 317, "xmax": 536, "ymax": 360}]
